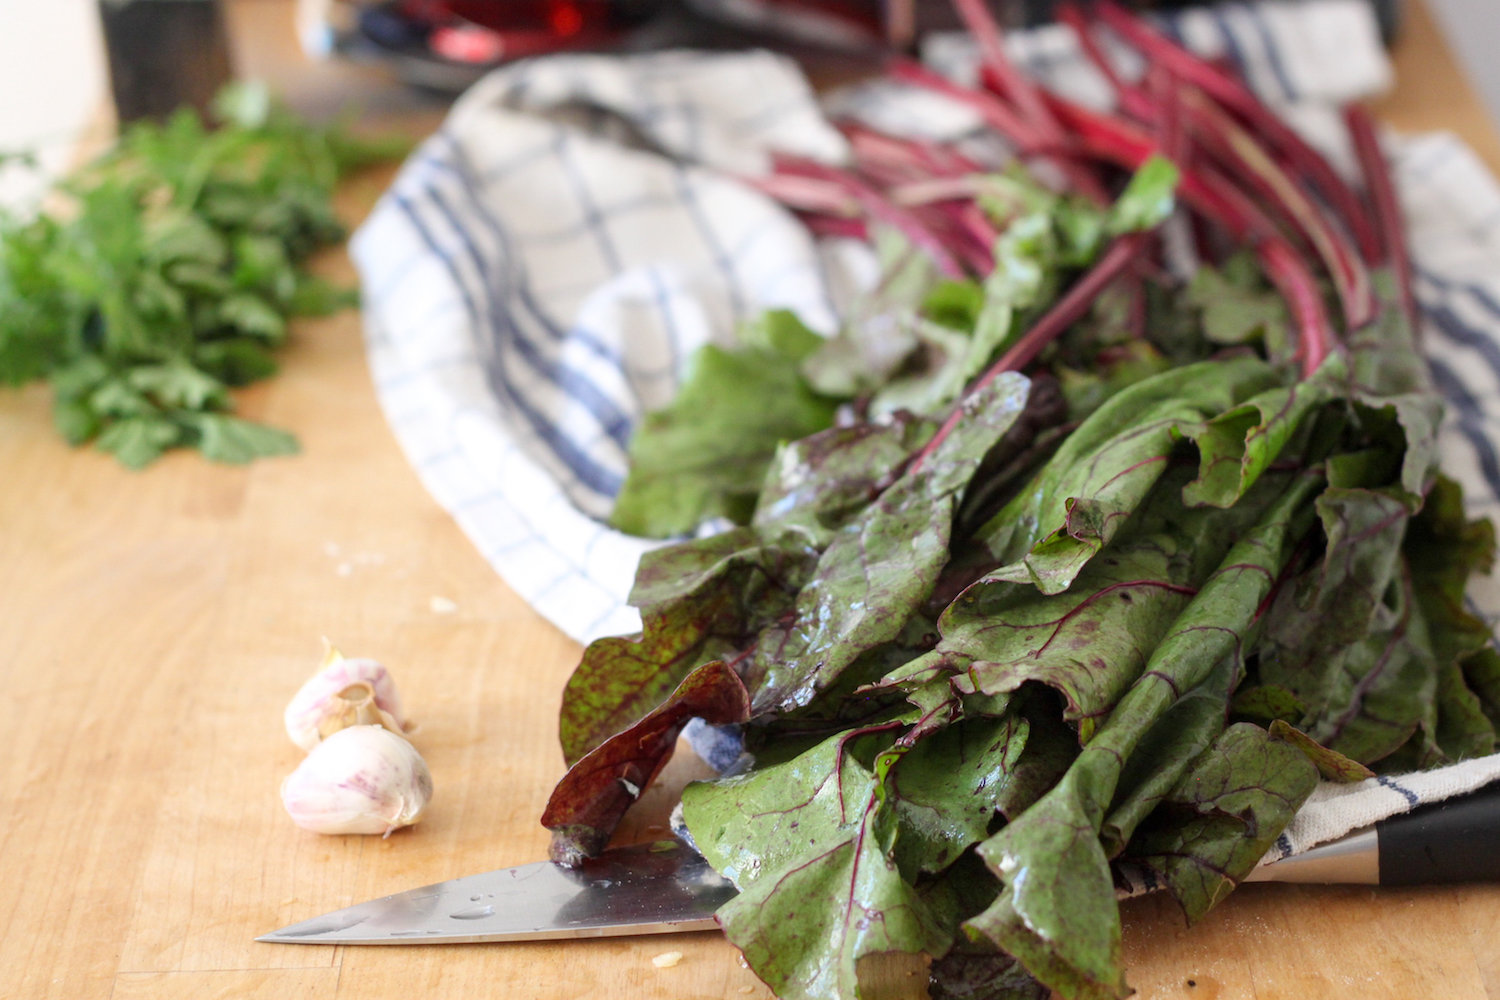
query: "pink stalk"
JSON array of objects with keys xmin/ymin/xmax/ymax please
[
  {"xmin": 910, "ymin": 233, "xmax": 1150, "ymax": 475},
  {"xmin": 1060, "ymin": 2, "xmax": 1371, "ymax": 329},
  {"xmin": 1259, "ymin": 239, "xmax": 1335, "ymax": 374},
  {"xmin": 1055, "ymin": 3, "xmax": 1153, "ymax": 122},
  {"xmin": 951, "ymin": 0, "xmax": 1066, "ymax": 141},
  {"xmin": 1345, "ymin": 104, "xmax": 1419, "ymax": 332},
  {"xmin": 839, "ymin": 121, "xmax": 979, "ymax": 179},
  {"xmin": 888, "ymin": 58, "xmax": 1047, "ymax": 153},
  {"xmin": 1043, "ymin": 93, "xmax": 1335, "ymax": 375},
  {"xmin": 774, "ymin": 154, "xmax": 968, "ymax": 278},
  {"xmin": 944, "ymin": 0, "xmax": 1111, "ymax": 202},
  {"xmin": 743, "ymin": 172, "xmax": 861, "ymax": 216},
  {"xmin": 1094, "ymin": 0, "xmax": 1382, "ymax": 263},
  {"xmin": 889, "ymin": 176, "xmax": 988, "ymax": 206},
  {"xmin": 1180, "ymin": 88, "xmax": 1375, "ymax": 329},
  {"xmin": 927, "ymin": 210, "xmax": 996, "ymax": 275},
  {"xmin": 1147, "ymin": 65, "xmax": 1189, "ymax": 168},
  {"xmin": 801, "ymin": 215, "xmax": 870, "ymax": 241},
  {"xmin": 958, "ymin": 200, "xmax": 1001, "ymax": 249}
]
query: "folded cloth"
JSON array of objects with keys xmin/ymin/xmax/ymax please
[{"xmin": 351, "ymin": 0, "xmax": 1500, "ymax": 867}]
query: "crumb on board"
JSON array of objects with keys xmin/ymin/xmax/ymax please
[
  {"xmin": 429, "ymin": 595, "xmax": 459, "ymax": 614},
  {"xmin": 651, "ymin": 950, "xmax": 684, "ymax": 969}
]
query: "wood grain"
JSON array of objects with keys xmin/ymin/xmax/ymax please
[{"xmin": 3, "ymin": 2, "xmax": 1499, "ymax": 999}]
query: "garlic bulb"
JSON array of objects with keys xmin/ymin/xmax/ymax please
[
  {"xmin": 284, "ymin": 643, "xmax": 407, "ymax": 751},
  {"xmin": 280, "ymin": 725, "xmax": 434, "ymax": 836}
]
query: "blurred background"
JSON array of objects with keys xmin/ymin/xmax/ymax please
[{"xmin": 0, "ymin": 0, "xmax": 1479, "ymax": 209}]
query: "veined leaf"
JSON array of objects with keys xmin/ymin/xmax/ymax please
[{"xmin": 610, "ymin": 309, "xmax": 842, "ymax": 538}]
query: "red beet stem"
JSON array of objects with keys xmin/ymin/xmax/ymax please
[
  {"xmin": 775, "ymin": 154, "xmax": 969, "ymax": 278},
  {"xmin": 1094, "ymin": 0, "xmax": 1382, "ymax": 263},
  {"xmin": 888, "ymin": 58, "xmax": 1047, "ymax": 152},
  {"xmin": 1345, "ymin": 104, "xmax": 1419, "ymax": 331},
  {"xmin": 1179, "ymin": 87, "xmax": 1375, "ymax": 330}
]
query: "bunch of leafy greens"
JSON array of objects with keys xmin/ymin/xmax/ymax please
[
  {"xmin": 542, "ymin": 6, "xmax": 1500, "ymax": 1000},
  {"xmin": 0, "ymin": 83, "xmax": 404, "ymax": 468}
]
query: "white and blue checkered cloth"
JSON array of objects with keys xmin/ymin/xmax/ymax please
[{"xmin": 350, "ymin": 0, "xmax": 1500, "ymax": 863}]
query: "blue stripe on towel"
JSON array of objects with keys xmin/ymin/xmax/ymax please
[
  {"xmin": 391, "ymin": 189, "xmax": 624, "ymax": 498},
  {"xmin": 1376, "ymin": 774, "xmax": 1420, "ymax": 806},
  {"xmin": 1426, "ymin": 356, "xmax": 1500, "ymax": 499},
  {"xmin": 1240, "ymin": 2, "xmax": 1297, "ymax": 101},
  {"xmin": 422, "ymin": 178, "xmax": 635, "ymax": 455}
]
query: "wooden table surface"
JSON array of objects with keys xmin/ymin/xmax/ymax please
[{"xmin": 5, "ymin": 2, "xmax": 1500, "ymax": 998}]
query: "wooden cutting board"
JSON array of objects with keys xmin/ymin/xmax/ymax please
[{"xmin": 2, "ymin": 2, "xmax": 1498, "ymax": 998}]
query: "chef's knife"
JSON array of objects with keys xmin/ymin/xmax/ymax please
[{"xmin": 259, "ymin": 781, "xmax": 1500, "ymax": 946}]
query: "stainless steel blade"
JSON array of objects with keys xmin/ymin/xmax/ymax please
[{"xmin": 257, "ymin": 839, "xmax": 736, "ymax": 945}]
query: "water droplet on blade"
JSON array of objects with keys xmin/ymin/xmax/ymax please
[{"xmin": 449, "ymin": 905, "xmax": 497, "ymax": 920}]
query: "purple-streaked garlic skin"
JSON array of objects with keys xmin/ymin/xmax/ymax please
[
  {"xmin": 280, "ymin": 725, "xmax": 434, "ymax": 836},
  {"xmin": 284, "ymin": 644, "xmax": 407, "ymax": 751}
]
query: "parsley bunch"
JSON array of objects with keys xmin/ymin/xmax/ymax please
[{"xmin": 0, "ymin": 84, "xmax": 405, "ymax": 467}]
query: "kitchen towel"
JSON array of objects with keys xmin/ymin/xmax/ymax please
[{"xmin": 350, "ymin": 0, "xmax": 1500, "ymax": 863}]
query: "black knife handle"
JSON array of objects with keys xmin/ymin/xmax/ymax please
[{"xmin": 1378, "ymin": 780, "xmax": 1500, "ymax": 887}]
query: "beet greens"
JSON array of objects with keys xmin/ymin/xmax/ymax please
[{"xmin": 543, "ymin": 5, "xmax": 1500, "ymax": 999}]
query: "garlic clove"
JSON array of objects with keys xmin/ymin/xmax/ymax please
[
  {"xmin": 284, "ymin": 643, "xmax": 408, "ymax": 751},
  {"xmin": 280, "ymin": 725, "xmax": 433, "ymax": 836},
  {"xmin": 314, "ymin": 681, "xmax": 403, "ymax": 742}
]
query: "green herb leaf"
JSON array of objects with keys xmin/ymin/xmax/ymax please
[
  {"xmin": 0, "ymin": 84, "xmax": 400, "ymax": 467},
  {"xmin": 184, "ymin": 412, "xmax": 299, "ymax": 464}
]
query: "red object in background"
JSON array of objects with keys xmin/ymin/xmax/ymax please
[
  {"xmin": 402, "ymin": 0, "xmax": 618, "ymax": 35},
  {"xmin": 400, "ymin": 0, "xmax": 627, "ymax": 63}
]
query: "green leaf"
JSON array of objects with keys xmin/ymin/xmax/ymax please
[
  {"xmin": 887, "ymin": 712, "xmax": 1030, "ymax": 876},
  {"xmin": 287, "ymin": 275, "xmax": 359, "ymax": 317},
  {"xmin": 211, "ymin": 80, "xmax": 274, "ymax": 130},
  {"xmin": 90, "ymin": 378, "xmax": 155, "ymax": 417},
  {"xmin": 978, "ymin": 355, "xmax": 1283, "ymax": 594},
  {"xmin": 218, "ymin": 292, "xmax": 287, "ymax": 343},
  {"xmin": 746, "ymin": 373, "xmax": 1033, "ymax": 714},
  {"xmin": 921, "ymin": 279, "xmax": 985, "ymax": 331},
  {"xmin": 127, "ymin": 361, "xmax": 227, "ymax": 411},
  {"xmin": 753, "ymin": 412, "xmax": 935, "ymax": 548},
  {"xmin": 1254, "ymin": 485, "xmax": 1426, "ymax": 764},
  {"xmin": 609, "ymin": 309, "xmax": 842, "ymax": 538},
  {"xmin": 96, "ymin": 414, "xmax": 184, "ymax": 468},
  {"xmin": 1266, "ymin": 721, "xmax": 1374, "ymax": 783},
  {"xmin": 557, "ymin": 526, "xmax": 819, "ymax": 766},
  {"xmin": 232, "ymin": 232, "xmax": 296, "ymax": 303},
  {"xmin": 193, "ymin": 338, "xmax": 279, "ymax": 386},
  {"xmin": 683, "ymin": 730, "xmax": 951, "ymax": 1000},
  {"xmin": 1181, "ymin": 361, "xmax": 1339, "ymax": 508},
  {"xmin": 1185, "ymin": 253, "xmax": 1290, "ymax": 351},
  {"xmin": 1104, "ymin": 155, "xmax": 1180, "ymax": 236},
  {"xmin": 183, "ymin": 412, "xmax": 299, "ymax": 464},
  {"xmin": 144, "ymin": 211, "xmax": 227, "ymax": 269},
  {"xmin": 52, "ymin": 396, "xmax": 99, "ymax": 445},
  {"xmin": 1124, "ymin": 723, "xmax": 1319, "ymax": 921},
  {"xmin": 966, "ymin": 474, "xmax": 1318, "ymax": 998}
]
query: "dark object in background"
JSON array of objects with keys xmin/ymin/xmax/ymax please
[
  {"xmin": 326, "ymin": 0, "xmax": 1403, "ymax": 93},
  {"xmin": 894, "ymin": 0, "xmax": 1400, "ymax": 44},
  {"xmin": 99, "ymin": 0, "xmax": 235, "ymax": 123}
]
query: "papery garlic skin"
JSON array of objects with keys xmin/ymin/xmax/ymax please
[
  {"xmin": 280, "ymin": 725, "xmax": 433, "ymax": 836},
  {"xmin": 284, "ymin": 644, "xmax": 407, "ymax": 751}
]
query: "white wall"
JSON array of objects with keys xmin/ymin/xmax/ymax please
[{"xmin": 0, "ymin": 0, "xmax": 109, "ymax": 209}]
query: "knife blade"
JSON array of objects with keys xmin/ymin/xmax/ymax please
[
  {"xmin": 257, "ymin": 839, "xmax": 734, "ymax": 945},
  {"xmin": 260, "ymin": 781, "xmax": 1500, "ymax": 946}
]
